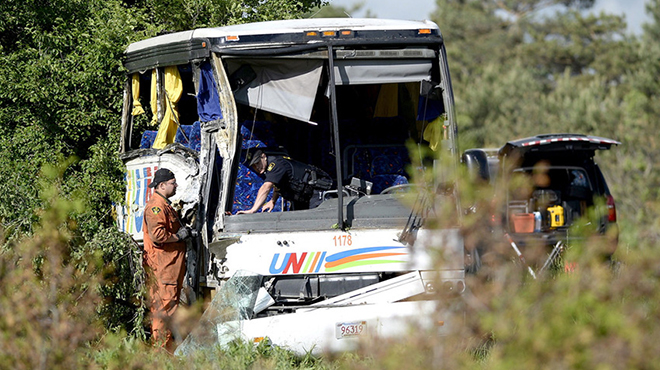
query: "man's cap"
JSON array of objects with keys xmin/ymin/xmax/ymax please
[
  {"xmin": 247, "ymin": 149, "xmax": 264, "ymax": 167},
  {"xmin": 148, "ymin": 168, "xmax": 175, "ymax": 188}
]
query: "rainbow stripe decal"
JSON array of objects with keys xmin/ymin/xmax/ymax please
[{"xmin": 269, "ymin": 246, "xmax": 406, "ymax": 274}]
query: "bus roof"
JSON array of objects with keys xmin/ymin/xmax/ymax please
[{"xmin": 124, "ymin": 18, "xmax": 442, "ymax": 72}]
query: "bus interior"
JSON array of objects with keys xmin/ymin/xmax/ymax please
[{"xmin": 128, "ymin": 51, "xmax": 448, "ymax": 232}]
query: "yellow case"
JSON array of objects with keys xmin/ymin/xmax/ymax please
[{"xmin": 548, "ymin": 205, "xmax": 564, "ymax": 228}]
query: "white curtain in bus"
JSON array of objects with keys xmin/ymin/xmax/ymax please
[
  {"xmin": 333, "ymin": 59, "xmax": 432, "ymax": 85},
  {"xmin": 232, "ymin": 60, "xmax": 323, "ymax": 123}
]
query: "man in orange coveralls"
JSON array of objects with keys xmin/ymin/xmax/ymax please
[{"xmin": 142, "ymin": 168, "xmax": 191, "ymax": 351}]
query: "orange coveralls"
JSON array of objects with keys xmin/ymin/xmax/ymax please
[{"xmin": 142, "ymin": 191, "xmax": 186, "ymax": 349}]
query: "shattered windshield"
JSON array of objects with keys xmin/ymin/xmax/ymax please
[{"xmin": 175, "ymin": 271, "xmax": 261, "ymax": 357}]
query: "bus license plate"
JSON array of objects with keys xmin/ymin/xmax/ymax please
[{"xmin": 335, "ymin": 321, "xmax": 367, "ymax": 339}]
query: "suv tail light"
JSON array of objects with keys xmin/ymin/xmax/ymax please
[{"xmin": 606, "ymin": 195, "xmax": 617, "ymax": 223}]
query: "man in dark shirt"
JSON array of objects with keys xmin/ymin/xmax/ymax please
[{"xmin": 237, "ymin": 149, "xmax": 332, "ymax": 213}]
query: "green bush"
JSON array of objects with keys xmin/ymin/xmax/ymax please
[{"xmin": 0, "ymin": 163, "xmax": 103, "ymax": 370}]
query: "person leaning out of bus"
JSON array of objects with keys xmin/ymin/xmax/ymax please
[{"xmin": 237, "ymin": 149, "xmax": 332, "ymax": 213}]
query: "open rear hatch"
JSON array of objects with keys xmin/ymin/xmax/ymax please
[
  {"xmin": 500, "ymin": 134, "xmax": 619, "ymax": 161},
  {"xmin": 498, "ymin": 134, "xmax": 619, "ymax": 248}
]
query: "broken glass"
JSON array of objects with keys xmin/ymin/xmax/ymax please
[{"xmin": 174, "ymin": 270, "xmax": 261, "ymax": 357}]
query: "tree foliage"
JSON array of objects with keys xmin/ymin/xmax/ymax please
[
  {"xmin": 432, "ymin": 0, "xmax": 660, "ymax": 248},
  {"xmin": 0, "ymin": 163, "xmax": 103, "ymax": 369},
  {"xmin": 305, "ymin": 1, "xmax": 368, "ymax": 18},
  {"xmin": 138, "ymin": 0, "xmax": 324, "ymax": 31},
  {"xmin": 434, "ymin": 0, "xmax": 632, "ymax": 81}
]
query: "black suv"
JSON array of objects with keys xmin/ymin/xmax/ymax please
[{"xmin": 463, "ymin": 134, "xmax": 619, "ymax": 266}]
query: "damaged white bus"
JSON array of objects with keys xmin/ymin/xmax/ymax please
[{"xmin": 116, "ymin": 18, "xmax": 465, "ymax": 354}]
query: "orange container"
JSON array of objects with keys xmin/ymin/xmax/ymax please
[{"xmin": 511, "ymin": 213, "xmax": 535, "ymax": 233}]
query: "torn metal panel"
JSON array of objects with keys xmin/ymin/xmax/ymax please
[
  {"xmin": 303, "ymin": 271, "xmax": 426, "ymax": 308},
  {"xmin": 207, "ymin": 233, "xmax": 242, "ymax": 260},
  {"xmin": 209, "ymin": 54, "xmax": 239, "ymax": 235},
  {"xmin": 116, "ymin": 150, "xmax": 200, "ymax": 242}
]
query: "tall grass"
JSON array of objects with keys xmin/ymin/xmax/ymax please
[
  {"xmin": 2, "ymin": 163, "xmax": 659, "ymax": 369},
  {"xmin": 0, "ymin": 163, "xmax": 101, "ymax": 370}
]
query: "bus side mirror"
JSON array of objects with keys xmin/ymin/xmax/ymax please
[{"xmin": 461, "ymin": 149, "xmax": 490, "ymax": 183}]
